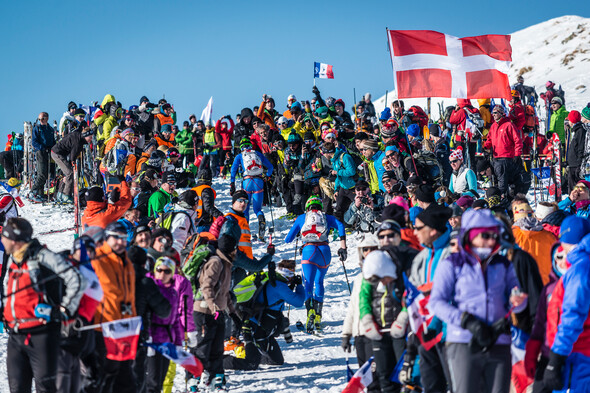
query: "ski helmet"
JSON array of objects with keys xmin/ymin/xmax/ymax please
[
  {"xmin": 240, "ymin": 138, "xmax": 252, "ymax": 150},
  {"xmin": 305, "ymin": 196, "xmax": 323, "ymax": 211},
  {"xmin": 510, "ymin": 89, "xmax": 521, "ymax": 99},
  {"xmin": 551, "ymin": 96, "xmax": 563, "ymax": 106},
  {"xmin": 72, "ymin": 235, "xmax": 96, "ymax": 256}
]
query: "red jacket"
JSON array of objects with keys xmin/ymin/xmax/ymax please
[
  {"xmin": 448, "ymin": 100, "xmax": 479, "ymax": 131},
  {"xmin": 509, "ymin": 102, "xmax": 526, "ymax": 132},
  {"xmin": 215, "ymin": 118, "xmax": 235, "ymax": 150},
  {"xmin": 484, "ymin": 117, "xmax": 523, "ymax": 158}
]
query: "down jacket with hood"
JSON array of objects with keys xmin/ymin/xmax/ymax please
[
  {"xmin": 429, "ymin": 209, "xmax": 526, "ymax": 345},
  {"xmin": 93, "ymin": 94, "xmax": 119, "ymax": 142},
  {"xmin": 81, "ymin": 181, "xmax": 132, "ymax": 228}
]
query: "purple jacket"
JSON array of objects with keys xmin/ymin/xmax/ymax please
[
  {"xmin": 173, "ymin": 274, "xmax": 195, "ymax": 333},
  {"xmin": 429, "ymin": 209, "xmax": 526, "ymax": 345},
  {"xmin": 147, "ymin": 273, "xmax": 183, "ymax": 345}
]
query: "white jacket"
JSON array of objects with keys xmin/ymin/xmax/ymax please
[
  {"xmin": 342, "ymin": 274, "xmax": 364, "ymax": 337},
  {"xmin": 170, "ymin": 207, "xmax": 197, "ymax": 253}
]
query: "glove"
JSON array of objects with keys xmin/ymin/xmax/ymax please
[
  {"xmin": 341, "ymin": 334, "xmax": 352, "ymax": 352},
  {"xmin": 312, "ymin": 86, "xmax": 320, "ymax": 96},
  {"xmin": 398, "ymin": 353, "xmax": 415, "ymax": 384},
  {"xmin": 187, "ymin": 331, "xmax": 199, "ymax": 348},
  {"xmin": 338, "ymin": 248, "xmax": 347, "ymax": 262},
  {"xmin": 390, "ymin": 310, "xmax": 409, "ymax": 339},
  {"xmin": 230, "ymin": 182, "xmax": 236, "ymax": 195},
  {"xmin": 292, "ymin": 275, "xmax": 303, "ymax": 286},
  {"xmin": 266, "ymin": 244, "xmax": 275, "ymax": 256},
  {"xmin": 543, "ymin": 351, "xmax": 567, "ymax": 391},
  {"xmin": 524, "ymin": 339, "xmax": 542, "ymax": 379},
  {"xmin": 360, "ymin": 314, "xmax": 382, "ymax": 341},
  {"xmin": 108, "ymin": 188, "xmax": 121, "ymax": 204},
  {"xmin": 34, "ymin": 303, "xmax": 53, "ymax": 322},
  {"xmin": 267, "ymin": 262, "xmax": 277, "ymax": 287},
  {"xmin": 226, "ymin": 114, "xmax": 232, "ymax": 120},
  {"xmin": 460, "ymin": 312, "xmax": 493, "ymax": 351}
]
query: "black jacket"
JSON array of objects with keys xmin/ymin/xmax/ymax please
[
  {"xmin": 52, "ymin": 130, "xmax": 87, "ymax": 162},
  {"xmin": 567, "ymin": 122, "xmax": 587, "ymax": 168},
  {"xmin": 132, "ymin": 260, "xmax": 172, "ymax": 340},
  {"xmin": 198, "ymin": 184, "xmax": 222, "ymax": 227}
]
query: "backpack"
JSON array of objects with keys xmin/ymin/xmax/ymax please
[
  {"xmin": 524, "ymin": 105, "xmax": 538, "ymax": 128},
  {"xmin": 233, "ymin": 271, "xmax": 272, "ymax": 321},
  {"xmin": 463, "ymin": 108, "xmax": 485, "ymax": 137},
  {"xmin": 407, "ymin": 105, "xmax": 429, "ymax": 129},
  {"xmin": 301, "ymin": 210, "xmax": 328, "ymax": 243},
  {"xmin": 404, "ymin": 150, "xmax": 443, "ymax": 185},
  {"xmin": 155, "ymin": 210, "xmax": 192, "ymax": 231},
  {"xmin": 180, "ymin": 231, "xmax": 217, "ymax": 266},
  {"xmin": 242, "ymin": 149, "xmax": 264, "ymax": 177},
  {"xmin": 181, "ymin": 241, "xmax": 217, "ymax": 296}
]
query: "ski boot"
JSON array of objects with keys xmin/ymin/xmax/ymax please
[
  {"xmin": 213, "ymin": 374, "xmax": 227, "ymax": 391},
  {"xmin": 258, "ymin": 215, "xmax": 266, "ymax": 239},
  {"xmin": 305, "ymin": 299, "xmax": 316, "ymax": 333},
  {"xmin": 314, "ymin": 301, "xmax": 323, "ymax": 332},
  {"xmin": 187, "ymin": 377, "xmax": 200, "ymax": 392}
]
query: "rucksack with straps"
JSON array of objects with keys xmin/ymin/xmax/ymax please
[
  {"xmin": 242, "ymin": 149, "xmax": 264, "ymax": 177},
  {"xmin": 524, "ymin": 105, "xmax": 538, "ymax": 129},
  {"xmin": 234, "ymin": 271, "xmax": 285, "ymax": 321},
  {"xmin": 463, "ymin": 108, "xmax": 485, "ymax": 137},
  {"xmin": 181, "ymin": 240, "xmax": 217, "ymax": 296},
  {"xmin": 155, "ymin": 210, "xmax": 193, "ymax": 231},
  {"xmin": 301, "ymin": 210, "xmax": 328, "ymax": 243}
]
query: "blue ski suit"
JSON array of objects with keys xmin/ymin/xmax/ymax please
[{"xmin": 230, "ymin": 150, "xmax": 273, "ymax": 222}]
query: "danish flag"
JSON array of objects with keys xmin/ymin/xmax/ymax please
[{"xmin": 387, "ymin": 30, "xmax": 512, "ymax": 100}]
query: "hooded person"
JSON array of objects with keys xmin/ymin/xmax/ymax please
[
  {"xmin": 542, "ymin": 216, "xmax": 590, "ymax": 392},
  {"xmin": 511, "ymin": 201, "xmax": 557, "ymax": 284},
  {"xmin": 81, "ymin": 181, "xmax": 132, "ymax": 229},
  {"xmin": 233, "ymin": 108, "xmax": 255, "ymax": 155},
  {"xmin": 191, "ymin": 168, "xmax": 223, "ymax": 232},
  {"xmin": 429, "ymin": 209, "xmax": 528, "ymax": 393}
]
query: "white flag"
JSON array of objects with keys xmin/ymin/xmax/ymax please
[{"xmin": 200, "ymin": 96, "xmax": 213, "ymax": 126}]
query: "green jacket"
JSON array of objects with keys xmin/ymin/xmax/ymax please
[
  {"xmin": 148, "ymin": 188, "xmax": 172, "ymax": 218},
  {"xmin": 175, "ymin": 127, "xmax": 194, "ymax": 155},
  {"xmin": 550, "ymin": 105, "xmax": 569, "ymax": 142}
]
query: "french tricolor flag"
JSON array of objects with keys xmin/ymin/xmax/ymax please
[
  {"xmin": 314, "ymin": 62, "xmax": 334, "ymax": 79},
  {"xmin": 77, "ymin": 263, "xmax": 104, "ymax": 322},
  {"xmin": 102, "ymin": 316, "xmax": 142, "ymax": 361},
  {"xmin": 146, "ymin": 342, "xmax": 204, "ymax": 377},
  {"xmin": 341, "ymin": 357, "xmax": 373, "ymax": 393}
]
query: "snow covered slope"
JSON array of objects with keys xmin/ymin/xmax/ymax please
[
  {"xmin": 374, "ymin": 15, "xmax": 590, "ymax": 118},
  {"xmin": 0, "ymin": 177, "xmax": 362, "ymax": 393}
]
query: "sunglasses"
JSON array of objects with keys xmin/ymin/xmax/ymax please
[
  {"xmin": 236, "ymin": 198, "xmax": 248, "ymax": 204},
  {"xmin": 479, "ymin": 232, "xmax": 498, "ymax": 240},
  {"xmin": 385, "ymin": 153, "xmax": 395, "ymax": 158},
  {"xmin": 378, "ymin": 233, "xmax": 397, "ymax": 240},
  {"xmin": 356, "ymin": 187, "xmax": 368, "ymax": 191},
  {"xmin": 450, "ymin": 241, "xmax": 457, "ymax": 247},
  {"xmin": 109, "ymin": 233, "xmax": 127, "ymax": 240},
  {"xmin": 414, "ymin": 225, "xmax": 425, "ymax": 231},
  {"xmin": 156, "ymin": 268, "xmax": 173, "ymax": 274},
  {"xmin": 492, "ymin": 111, "xmax": 503, "ymax": 115},
  {"xmin": 383, "ymin": 178, "xmax": 394, "ymax": 183},
  {"xmin": 450, "ymin": 159, "xmax": 460, "ymax": 164}
]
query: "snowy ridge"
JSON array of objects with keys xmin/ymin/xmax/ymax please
[
  {"xmin": 374, "ymin": 15, "xmax": 590, "ymax": 117},
  {"xmin": 0, "ymin": 177, "xmax": 361, "ymax": 393}
]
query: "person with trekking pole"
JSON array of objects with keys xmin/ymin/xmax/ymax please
[{"xmin": 284, "ymin": 196, "xmax": 346, "ymax": 333}]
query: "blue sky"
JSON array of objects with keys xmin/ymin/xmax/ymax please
[{"xmin": 1, "ymin": 0, "xmax": 588, "ymax": 142}]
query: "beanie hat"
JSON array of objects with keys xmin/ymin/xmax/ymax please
[
  {"xmin": 143, "ymin": 169, "xmax": 159, "ymax": 181},
  {"xmin": 303, "ymin": 131, "xmax": 316, "ymax": 142},
  {"xmin": 381, "ymin": 125, "xmax": 396, "ymax": 137},
  {"xmin": 390, "ymin": 182, "xmax": 407, "ymax": 195},
  {"xmin": 577, "ymin": 180, "xmax": 590, "ymax": 189},
  {"xmin": 218, "ymin": 234, "xmax": 238, "ymax": 254},
  {"xmin": 160, "ymin": 124, "xmax": 172, "ymax": 134},
  {"xmin": 381, "ymin": 203, "xmax": 407, "ymax": 227},
  {"xmin": 492, "ymin": 105, "xmax": 505, "ymax": 115},
  {"xmin": 132, "ymin": 224, "xmax": 151, "ymax": 242},
  {"xmin": 2, "ymin": 218, "xmax": 33, "ymax": 242},
  {"xmin": 121, "ymin": 128, "xmax": 135, "ymax": 138},
  {"xmin": 377, "ymin": 220, "xmax": 401, "ymax": 235},
  {"xmin": 287, "ymin": 132, "xmax": 302, "ymax": 144},
  {"xmin": 143, "ymin": 138, "xmax": 158, "ymax": 152},
  {"xmin": 154, "ymin": 256, "xmax": 176, "ymax": 273},
  {"xmin": 582, "ymin": 106, "xmax": 590, "ymax": 121},
  {"xmin": 85, "ymin": 186, "xmax": 105, "ymax": 202},
  {"xmin": 551, "ymin": 96, "xmax": 563, "ymax": 106},
  {"xmin": 140, "ymin": 96, "xmax": 149, "ymax": 104},
  {"xmin": 568, "ymin": 110, "xmax": 581, "ymax": 124},
  {"xmin": 232, "ymin": 190, "xmax": 249, "ymax": 203},
  {"xmin": 535, "ymin": 203, "xmax": 557, "ymax": 221},
  {"xmin": 127, "ymin": 245, "xmax": 147, "ymax": 267},
  {"xmin": 361, "ymin": 139, "xmax": 380, "ymax": 151},
  {"xmin": 428, "ymin": 123, "xmax": 441, "ymax": 138},
  {"xmin": 451, "ymin": 203, "xmax": 463, "ymax": 217},
  {"xmin": 355, "ymin": 179, "xmax": 370, "ymax": 190},
  {"xmin": 179, "ymin": 190, "xmax": 198, "ymax": 207},
  {"xmin": 414, "ymin": 184, "xmax": 435, "ymax": 203},
  {"xmin": 512, "ymin": 202, "xmax": 534, "ymax": 221},
  {"xmin": 83, "ymin": 226, "xmax": 104, "ymax": 244},
  {"xmin": 456, "ymin": 195, "xmax": 474, "ymax": 209},
  {"xmin": 163, "ymin": 172, "xmax": 176, "ymax": 185},
  {"xmin": 8, "ymin": 177, "xmax": 21, "ymax": 188},
  {"xmin": 104, "ymin": 221, "xmax": 127, "ymax": 237},
  {"xmin": 382, "ymin": 171, "xmax": 396, "ymax": 181},
  {"xmin": 416, "ymin": 204, "xmax": 453, "ymax": 233},
  {"xmin": 560, "ymin": 215, "xmax": 590, "ymax": 245},
  {"xmin": 449, "ymin": 148, "xmax": 463, "ymax": 162},
  {"xmin": 81, "ymin": 123, "xmax": 94, "ymax": 137},
  {"xmin": 148, "ymin": 152, "xmax": 163, "ymax": 167},
  {"xmin": 379, "ymin": 108, "xmax": 392, "ymax": 121},
  {"xmin": 406, "ymin": 124, "xmax": 420, "ymax": 138},
  {"xmin": 74, "ymin": 108, "xmax": 86, "ymax": 117},
  {"xmin": 390, "ymin": 196, "xmax": 409, "ymax": 212},
  {"xmin": 472, "ymin": 199, "xmax": 490, "ymax": 210},
  {"xmin": 151, "ymin": 228, "xmax": 173, "ymax": 243}
]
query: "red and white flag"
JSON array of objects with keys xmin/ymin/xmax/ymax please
[
  {"xmin": 341, "ymin": 357, "xmax": 373, "ymax": 393},
  {"xmin": 387, "ymin": 30, "xmax": 512, "ymax": 99},
  {"xmin": 102, "ymin": 316, "xmax": 142, "ymax": 361},
  {"xmin": 77, "ymin": 264, "xmax": 103, "ymax": 322}
]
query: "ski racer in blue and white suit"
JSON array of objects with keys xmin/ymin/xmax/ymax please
[{"xmin": 284, "ymin": 196, "xmax": 347, "ymax": 332}]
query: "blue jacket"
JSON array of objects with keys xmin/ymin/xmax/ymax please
[
  {"xmin": 256, "ymin": 280, "xmax": 305, "ymax": 312},
  {"xmin": 558, "ymin": 197, "xmax": 590, "ymax": 219},
  {"xmin": 230, "ymin": 150, "xmax": 274, "ymax": 183},
  {"xmin": 331, "ymin": 150, "xmax": 356, "ymax": 191},
  {"xmin": 117, "ymin": 217, "xmax": 136, "ymax": 244},
  {"xmin": 372, "ymin": 150, "xmax": 386, "ymax": 192},
  {"xmin": 32, "ymin": 124, "xmax": 56, "ymax": 152},
  {"xmin": 429, "ymin": 209, "xmax": 526, "ymax": 345},
  {"xmin": 284, "ymin": 213, "xmax": 346, "ymax": 244},
  {"xmin": 550, "ymin": 233, "xmax": 590, "ymax": 357}
]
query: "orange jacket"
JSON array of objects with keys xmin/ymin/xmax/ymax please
[
  {"xmin": 155, "ymin": 135, "xmax": 175, "ymax": 148},
  {"xmin": 512, "ymin": 226, "xmax": 557, "ymax": 285},
  {"xmin": 257, "ymin": 100, "xmax": 277, "ymax": 129},
  {"xmin": 104, "ymin": 135, "xmax": 120, "ymax": 155},
  {"xmin": 225, "ymin": 212, "xmax": 253, "ymax": 259},
  {"xmin": 401, "ymin": 228, "xmax": 423, "ymax": 251},
  {"xmin": 92, "ymin": 242, "xmax": 136, "ymax": 324},
  {"xmin": 81, "ymin": 181, "xmax": 132, "ymax": 229},
  {"xmin": 136, "ymin": 152, "xmax": 150, "ymax": 173},
  {"xmin": 156, "ymin": 113, "xmax": 174, "ymax": 127}
]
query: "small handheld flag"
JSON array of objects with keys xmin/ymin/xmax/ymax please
[
  {"xmin": 314, "ymin": 62, "xmax": 334, "ymax": 79},
  {"xmin": 101, "ymin": 316, "xmax": 142, "ymax": 361},
  {"xmin": 145, "ymin": 342, "xmax": 204, "ymax": 377}
]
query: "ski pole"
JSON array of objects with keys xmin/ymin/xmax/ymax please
[{"xmin": 340, "ymin": 257, "xmax": 351, "ymax": 294}]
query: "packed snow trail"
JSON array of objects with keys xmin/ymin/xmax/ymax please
[{"xmin": 0, "ymin": 177, "xmax": 364, "ymax": 392}]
